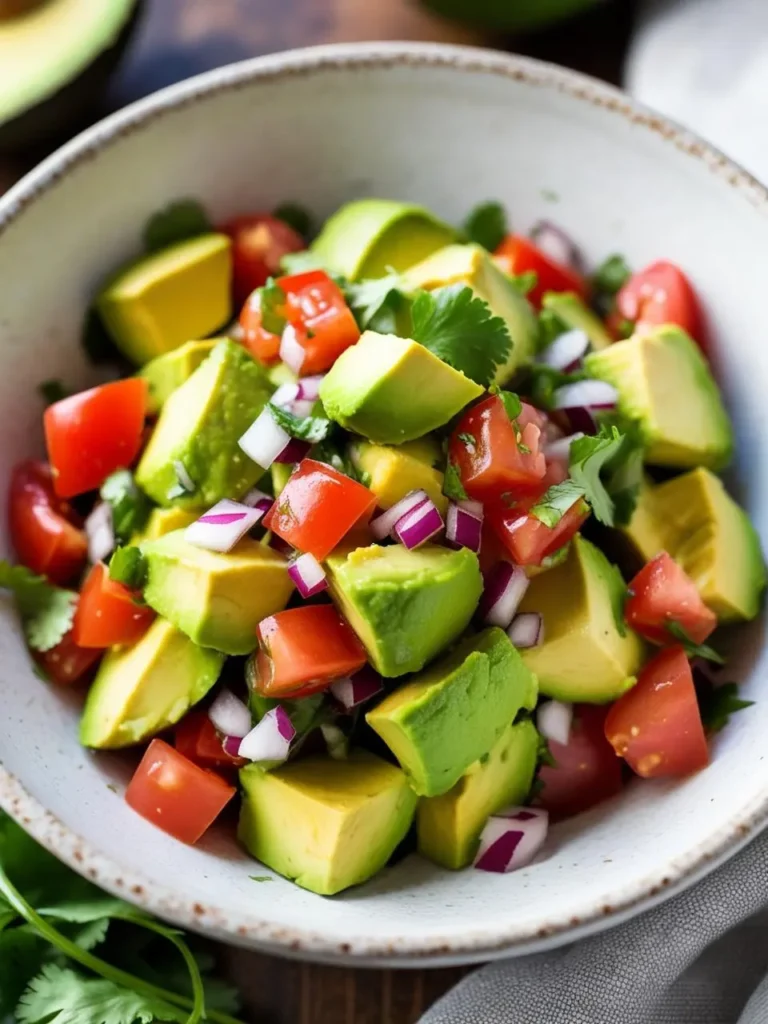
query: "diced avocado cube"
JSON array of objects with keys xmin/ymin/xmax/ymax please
[
  {"xmin": 417, "ymin": 717, "xmax": 539, "ymax": 869},
  {"xmin": 266, "ymin": 363, "xmax": 297, "ymax": 389},
  {"xmin": 326, "ymin": 543, "xmax": 482, "ymax": 677},
  {"xmin": 584, "ymin": 326, "xmax": 733, "ymax": 469},
  {"xmin": 238, "ymin": 751, "xmax": 417, "ymax": 895},
  {"xmin": 311, "ymin": 199, "xmax": 456, "ymax": 281},
  {"xmin": 136, "ymin": 339, "xmax": 272, "ymax": 508},
  {"xmin": 350, "ymin": 440, "xmax": 447, "ymax": 514},
  {"xmin": 133, "ymin": 507, "xmax": 198, "ymax": 544},
  {"xmin": 518, "ymin": 535, "xmax": 646, "ymax": 703},
  {"xmin": 80, "ymin": 618, "xmax": 224, "ymax": 749},
  {"xmin": 542, "ymin": 291, "xmax": 613, "ymax": 351},
  {"xmin": 270, "ymin": 462, "xmax": 293, "ymax": 499},
  {"xmin": 140, "ymin": 339, "xmax": 219, "ymax": 414},
  {"xmin": 142, "ymin": 530, "xmax": 294, "ymax": 655},
  {"xmin": 96, "ymin": 233, "xmax": 232, "ymax": 366},
  {"xmin": 320, "ymin": 331, "xmax": 483, "ymax": 444},
  {"xmin": 404, "ymin": 243, "xmax": 538, "ymax": 382},
  {"xmin": 367, "ymin": 628, "xmax": 537, "ymax": 797}
]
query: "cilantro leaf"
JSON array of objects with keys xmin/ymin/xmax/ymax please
[
  {"xmin": 463, "ymin": 201, "xmax": 508, "ymax": 251},
  {"xmin": 489, "ymin": 385, "xmax": 522, "ymax": 422},
  {"xmin": 667, "ymin": 621, "xmax": 725, "ymax": 665},
  {"xmin": 272, "ymin": 202, "xmax": 314, "ymax": 238},
  {"xmin": 310, "ymin": 436, "xmax": 364, "ymax": 483},
  {"xmin": 509, "ymin": 271, "xmax": 537, "ymax": 296},
  {"xmin": 345, "ymin": 274, "xmax": 407, "ymax": 334},
  {"xmin": 259, "ymin": 278, "xmax": 288, "ymax": 335},
  {"xmin": 268, "ymin": 402, "xmax": 332, "ymax": 443},
  {"xmin": 0, "ymin": 562, "xmax": 76, "ymax": 652},
  {"xmin": 525, "ymin": 364, "xmax": 585, "ymax": 409},
  {"xmin": 108, "ymin": 548, "xmax": 147, "ymax": 590},
  {"xmin": 699, "ymin": 682, "xmax": 753, "ymax": 734},
  {"xmin": 537, "ymin": 732, "xmax": 557, "ymax": 769},
  {"xmin": 602, "ymin": 425, "xmax": 644, "ymax": 526},
  {"xmin": 410, "ymin": 285, "xmax": 512, "ymax": 388},
  {"xmin": 569, "ymin": 426, "xmax": 627, "ymax": 526},
  {"xmin": 100, "ymin": 471, "xmax": 151, "ymax": 544},
  {"xmin": 592, "ymin": 253, "xmax": 631, "ymax": 296},
  {"xmin": 538, "ymin": 307, "xmax": 567, "ymax": 351},
  {"xmin": 530, "ymin": 480, "xmax": 586, "ymax": 528},
  {"xmin": 38, "ymin": 380, "xmax": 69, "ymax": 406},
  {"xmin": 457, "ymin": 432, "xmax": 476, "ymax": 447},
  {"xmin": 0, "ymin": 930, "xmax": 45, "ymax": 1019},
  {"xmin": 143, "ymin": 199, "xmax": 211, "ymax": 254},
  {"xmin": 443, "ymin": 461, "xmax": 468, "ymax": 502},
  {"xmin": 280, "ymin": 249, "xmax": 328, "ymax": 275}
]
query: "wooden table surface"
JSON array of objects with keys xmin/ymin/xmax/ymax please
[{"xmin": 0, "ymin": 1, "xmax": 635, "ymax": 1020}]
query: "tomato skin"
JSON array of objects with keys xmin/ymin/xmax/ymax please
[
  {"xmin": 253, "ymin": 605, "xmax": 367, "ymax": 698},
  {"xmin": 263, "ymin": 459, "xmax": 376, "ymax": 560},
  {"xmin": 536, "ymin": 705, "xmax": 624, "ymax": 821},
  {"xmin": 625, "ymin": 552, "xmax": 717, "ymax": 646},
  {"xmin": 239, "ymin": 289, "xmax": 282, "ymax": 363},
  {"xmin": 126, "ymin": 739, "xmax": 236, "ymax": 844},
  {"xmin": 605, "ymin": 646, "xmax": 709, "ymax": 779},
  {"xmin": 8, "ymin": 460, "xmax": 88, "ymax": 584},
  {"xmin": 221, "ymin": 214, "xmax": 305, "ymax": 308},
  {"xmin": 494, "ymin": 234, "xmax": 589, "ymax": 308},
  {"xmin": 616, "ymin": 260, "xmax": 704, "ymax": 346},
  {"xmin": 72, "ymin": 563, "xmax": 155, "ymax": 648},
  {"xmin": 36, "ymin": 628, "xmax": 102, "ymax": 686},
  {"xmin": 450, "ymin": 396, "xmax": 546, "ymax": 502},
  {"xmin": 175, "ymin": 710, "xmax": 246, "ymax": 770},
  {"xmin": 44, "ymin": 379, "xmax": 147, "ymax": 498}
]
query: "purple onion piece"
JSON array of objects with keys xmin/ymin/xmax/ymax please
[
  {"xmin": 446, "ymin": 502, "xmax": 483, "ymax": 553},
  {"xmin": 222, "ymin": 735, "xmax": 245, "ymax": 758},
  {"xmin": 393, "ymin": 499, "xmax": 444, "ymax": 550},
  {"xmin": 238, "ymin": 707, "xmax": 296, "ymax": 763},
  {"xmin": 330, "ymin": 666, "xmax": 384, "ymax": 710},
  {"xmin": 288, "ymin": 552, "xmax": 328, "ymax": 599},
  {"xmin": 370, "ymin": 490, "xmax": 429, "ymax": 542},
  {"xmin": 185, "ymin": 499, "xmax": 265, "ymax": 553},
  {"xmin": 296, "ymin": 375, "xmax": 325, "ymax": 401},
  {"xmin": 530, "ymin": 219, "xmax": 584, "ymax": 272},
  {"xmin": 273, "ymin": 437, "xmax": 311, "ymax": 464},
  {"xmin": 479, "ymin": 562, "xmax": 530, "ymax": 629},
  {"xmin": 474, "ymin": 806, "xmax": 549, "ymax": 873}
]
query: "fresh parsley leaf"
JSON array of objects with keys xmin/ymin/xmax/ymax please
[
  {"xmin": 530, "ymin": 480, "xmax": 586, "ymax": 528},
  {"xmin": 443, "ymin": 460, "xmax": 468, "ymax": 502},
  {"xmin": 489, "ymin": 385, "xmax": 522, "ymax": 422},
  {"xmin": 463, "ymin": 200, "xmax": 508, "ymax": 251},
  {"xmin": 667, "ymin": 621, "xmax": 725, "ymax": 665},
  {"xmin": 259, "ymin": 278, "xmax": 288, "ymax": 336},
  {"xmin": 592, "ymin": 253, "xmax": 631, "ymax": 296},
  {"xmin": 698, "ymin": 682, "xmax": 753, "ymax": 734},
  {"xmin": 143, "ymin": 199, "xmax": 211, "ymax": 253},
  {"xmin": 268, "ymin": 402, "xmax": 332, "ymax": 443},
  {"xmin": 345, "ymin": 274, "xmax": 407, "ymax": 334},
  {"xmin": 100, "ymin": 471, "xmax": 151, "ymax": 544},
  {"xmin": 38, "ymin": 380, "xmax": 69, "ymax": 406},
  {"xmin": 0, "ymin": 562, "xmax": 76, "ymax": 652},
  {"xmin": 569, "ymin": 426, "xmax": 627, "ymax": 526},
  {"xmin": 108, "ymin": 548, "xmax": 147, "ymax": 590},
  {"xmin": 272, "ymin": 202, "xmax": 314, "ymax": 238},
  {"xmin": 410, "ymin": 285, "xmax": 512, "ymax": 388}
]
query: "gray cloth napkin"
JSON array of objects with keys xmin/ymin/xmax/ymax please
[{"xmin": 420, "ymin": 827, "xmax": 768, "ymax": 1023}]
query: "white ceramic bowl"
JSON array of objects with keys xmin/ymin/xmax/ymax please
[{"xmin": 1, "ymin": 42, "xmax": 767, "ymax": 968}]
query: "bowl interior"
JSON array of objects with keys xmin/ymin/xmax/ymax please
[{"xmin": 0, "ymin": 45, "xmax": 767, "ymax": 965}]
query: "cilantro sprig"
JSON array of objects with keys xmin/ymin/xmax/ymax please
[
  {"xmin": 443, "ymin": 461, "xmax": 468, "ymax": 502},
  {"xmin": 268, "ymin": 402, "xmax": 332, "ymax": 443},
  {"xmin": 109, "ymin": 548, "xmax": 148, "ymax": 591},
  {"xmin": 101, "ymin": 471, "xmax": 151, "ymax": 545},
  {"xmin": 259, "ymin": 279, "xmax": 288, "ymax": 336},
  {"xmin": 462, "ymin": 201, "xmax": 508, "ymax": 252},
  {"xmin": 667, "ymin": 622, "xmax": 725, "ymax": 665},
  {"xmin": 143, "ymin": 200, "xmax": 211, "ymax": 254},
  {"xmin": 345, "ymin": 274, "xmax": 406, "ymax": 334},
  {"xmin": 698, "ymin": 682, "xmax": 753, "ymax": 733},
  {"xmin": 0, "ymin": 563, "xmax": 76, "ymax": 652}
]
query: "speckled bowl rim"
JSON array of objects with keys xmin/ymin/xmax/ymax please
[{"xmin": 1, "ymin": 41, "xmax": 768, "ymax": 967}]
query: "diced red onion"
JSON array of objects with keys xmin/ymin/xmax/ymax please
[
  {"xmin": 279, "ymin": 324, "xmax": 306, "ymax": 375},
  {"xmin": 271, "ymin": 382, "xmax": 300, "ymax": 408},
  {"xmin": 85, "ymin": 501, "xmax": 115, "ymax": 564},
  {"xmin": 480, "ymin": 562, "xmax": 530, "ymax": 629},
  {"xmin": 446, "ymin": 502, "xmax": 483, "ymax": 553},
  {"xmin": 173, "ymin": 460, "xmax": 195, "ymax": 493},
  {"xmin": 474, "ymin": 806, "xmax": 549, "ymax": 873},
  {"xmin": 288, "ymin": 552, "xmax": 328, "ymax": 598},
  {"xmin": 553, "ymin": 380, "xmax": 619, "ymax": 412},
  {"xmin": 539, "ymin": 329, "xmax": 590, "ymax": 372},
  {"xmin": 238, "ymin": 706, "xmax": 296, "ymax": 763},
  {"xmin": 370, "ymin": 490, "xmax": 428, "ymax": 541},
  {"xmin": 270, "ymin": 533, "xmax": 294, "ymax": 557},
  {"xmin": 321, "ymin": 723, "xmax": 349, "ymax": 760},
  {"xmin": 273, "ymin": 437, "xmax": 311, "ymax": 464},
  {"xmin": 239, "ymin": 408, "xmax": 293, "ymax": 469},
  {"xmin": 543, "ymin": 432, "xmax": 584, "ymax": 463},
  {"xmin": 330, "ymin": 665, "xmax": 383, "ymax": 710},
  {"xmin": 507, "ymin": 612, "xmax": 544, "ymax": 649},
  {"xmin": 241, "ymin": 488, "xmax": 274, "ymax": 515},
  {"xmin": 530, "ymin": 219, "xmax": 583, "ymax": 272},
  {"xmin": 222, "ymin": 735, "xmax": 244, "ymax": 758},
  {"xmin": 459, "ymin": 498, "xmax": 483, "ymax": 517},
  {"xmin": 208, "ymin": 689, "xmax": 252, "ymax": 739},
  {"xmin": 393, "ymin": 498, "xmax": 444, "ymax": 550},
  {"xmin": 537, "ymin": 700, "xmax": 573, "ymax": 747},
  {"xmin": 296, "ymin": 375, "xmax": 324, "ymax": 401},
  {"xmin": 290, "ymin": 399, "xmax": 316, "ymax": 419},
  {"xmin": 564, "ymin": 407, "xmax": 598, "ymax": 435},
  {"xmin": 185, "ymin": 498, "xmax": 265, "ymax": 553}
]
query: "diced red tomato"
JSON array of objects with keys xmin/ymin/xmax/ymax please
[
  {"xmin": 449, "ymin": 395, "xmax": 546, "ymax": 502},
  {"xmin": 535, "ymin": 705, "xmax": 624, "ymax": 821},
  {"xmin": 221, "ymin": 213, "xmax": 306, "ymax": 308},
  {"xmin": 35, "ymin": 627, "xmax": 102, "ymax": 686},
  {"xmin": 126, "ymin": 739, "xmax": 236, "ymax": 844},
  {"xmin": 494, "ymin": 235, "xmax": 589, "ymax": 309},
  {"xmin": 605, "ymin": 646, "xmax": 709, "ymax": 779},
  {"xmin": 175, "ymin": 710, "xmax": 246, "ymax": 770},
  {"xmin": 264, "ymin": 459, "xmax": 376, "ymax": 561},
  {"xmin": 44, "ymin": 379, "xmax": 147, "ymax": 498},
  {"xmin": 253, "ymin": 605, "xmax": 367, "ymax": 699},
  {"xmin": 239, "ymin": 289, "xmax": 283, "ymax": 363},
  {"xmin": 625, "ymin": 551, "xmax": 717, "ymax": 646},
  {"xmin": 615, "ymin": 260, "xmax": 705, "ymax": 347},
  {"xmin": 72, "ymin": 563, "xmax": 155, "ymax": 648},
  {"xmin": 8, "ymin": 460, "xmax": 87, "ymax": 584}
]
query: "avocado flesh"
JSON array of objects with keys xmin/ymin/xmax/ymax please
[
  {"xmin": 142, "ymin": 530, "xmax": 294, "ymax": 656},
  {"xmin": 518, "ymin": 535, "xmax": 646, "ymax": 703},
  {"xmin": 404, "ymin": 243, "xmax": 538, "ymax": 382},
  {"xmin": 584, "ymin": 326, "xmax": 733, "ymax": 470},
  {"xmin": 97, "ymin": 234, "xmax": 232, "ymax": 367},
  {"xmin": 326, "ymin": 542, "xmax": 482, "ymax": 678},
  {"xmin": 136, "ymin": 339, "xmax": 271, "ymax": 509},
  {"xmin": 133, "ymin": 507, "xmax": 197, "ymax": 544},
  {"xmin": 80, "ymin": 618, "xmax": 224, "ymax": 749},
  {"xmin": 542, "ymin": 291, "xmax": 613, "ymax": 351},
  {"xmin": 350, "ymin": 440, "xmax": 447, "ymax": 513},
  {"xmin": 320, "ymin": 330, "xmax": 483, "ymax": 444},
  {"xmin": 140, "ymin": 339, "xmax": 219, "ymax": 414},
  {"xmin": 417, "ymin": 718, "xmax": 539, "ymax": 869},
  {"xmin": 238, "ymin": 751, "xmax": 417, "ymax": 895}
]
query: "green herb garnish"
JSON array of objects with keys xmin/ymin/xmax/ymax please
[
  {"xmin": 143, "ymin": 199, "xmax": 211, "ymax": 254},
  {"xmin": 462, "ymin": 200, "xmax": 508, "ymax": 252},
  {"xmin": 0, "ymin": 563, "xmax": 76, "ymax": 652}
]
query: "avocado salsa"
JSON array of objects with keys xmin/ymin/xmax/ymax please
[{"xmin": 4, "ymin": 197, "xmax": 765, "ymax": 894}]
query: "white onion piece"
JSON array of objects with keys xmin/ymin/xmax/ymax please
[
  {"xmin": 539, "ymin": 329, "xmax": 590, "ymax": 372},
  {"xmin": 507, "ymin": 612, "xmax": 544, "ymax": 649},
  {"xmin": 321, "ymin": 723, "xmax": 349, "ymax": 761},
  {"xmin": 238, "ymin": 408, "xmax": 292, "ymax": 469},
  {"xmin": 370, "ymin": 490, "xmax": 428, "ymax": 541},
  {"xmin": 173, "ymin": 460, "xmax": 195, "ymax": 493},
  {"xmin": 288, "ymin": 552, "xmax": 328, "ymax": 598},
  {"xmin": 279, "ymin": 324, "xmax": 306, "ymax": 375},
  {"xmin": 291, "ymin": 399, "xmax": 316, "ymax": 419},
  {"xmin": 296, "ymin": 375, "xmax": 324, "ymax": 401},
  {"xmin": 543, "ymin": 432, "xmax": 584, "ymax": 463},
  {"xmin": 238, "ymin": 706, "xmax": 296, "ymax": 763},
  {"xmin": 474, "ymin": 806, "xmax": 549, "ymax": 873},
  {"xmin": 208, "ymin": 690, "xmax": 252, "ymax": 739},
  {"xmin": 271, "ymin": 382, "xmax": 300, "ymax": 408},
  {"xmin": 481, "ymin": 563, "xmax": 530, "ymax": 629},
  {"xmin": 537, "ymin": 700, "xmax": 573, "ymax": 747},
  {"xmin": 85, "ymin": 502, "xmax": 115, "ymax": 564},
  {"xmin": 553, "ymin": 380, "xmax": 619, "ymax": 411},
  {"xmin": 185, "ymin": 499, "xmax": 264, "ymax": 553}
]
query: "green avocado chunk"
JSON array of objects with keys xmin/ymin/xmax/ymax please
[
  {"xmin": 311, "ymin": 199, "xmax": 456, "ymax": 280},
  {"xmin": 80, "ymin": 618, "xmax": 224, "ymax": 749},
  {"xmin": 417, "ymin": 717, "xmax": 539, "ymax": 869},
  {"xmin": 326, "ymin": 542, "xmax": 483, "ymax": 678},
  {"xmin": 136, "ymin": 339, "xmax": 272, "ymax": 508},
  {"xmin": 518, "ymin": 535, "xmax": 646, "ymax": 703},
  {"xmin": 366, "ymin": 628, "xmax": 538, "ymax": 797},
  {"xmin": 238, "ymin": 751, "xmax": 417, "ymax": 895},
  {"xmin": 132, "ymin": 507, "xmax": 197, "ymax": 544},
  {"xmin": 96, "ymin": 233, "xmax": 232, "ymax": 366},
  {"xmin": 319, "ymin": 330, "xmax": 483, "ymax": 444},
  {"xmin": 140, "ymin": 339, "xmax": 219, "ymax": 414},
  {"xmin": 542, "ymin": 291, "xmax": 613, "ymax": 351},
  {"xmin": 142, "ymin": 530, "xmax": 294, "ymax": 655},
  {"xmin": 584, "ymin": 325, "xmax": 733, "ymax": 469},
  {"xmin": 404, "ymin": 243, "xmax": 539, "ymax": 383}
]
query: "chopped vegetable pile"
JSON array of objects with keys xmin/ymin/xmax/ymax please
[{"xmin": 3, "ymin": 196, "xmax": 764, "ymax": 895}]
